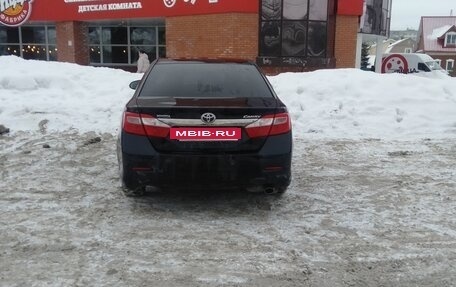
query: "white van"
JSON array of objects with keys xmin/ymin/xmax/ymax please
[{"xmin": 378, "ymin": 53, "xmax": 447, "ymax": 75}]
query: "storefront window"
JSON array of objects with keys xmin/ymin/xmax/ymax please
[
  {"xmin": 0, "ymin": 45, "xmax": 20, "ymax": 56},
  {"xmin": 23, "ymin": 45, "xmax": 48, "ymax": 61},
  {"xmin": 47, "ymin": 27, "xmax": 56, "ymax": 44},
  {"xmin": 0, "ymin": 27, "xmax": 19, "ymax": 43},
  {"xmin": 90, "ymin": 46, "xmax": 101, "ymax": 63},
  {"xmin": 0, "ymin": 25, "xmax": 56, "ymax": 61},
  {"xmin": 158, "ymin": 46, "xmax": 166, "ymax": 58},
  {"xmin": 89, "ymin": 23, "xmax": 166, "ymax": 66},
  {"xmin": 259, "ymin": 0, "xmax": 329, "ymax": 58},
  {"xmin": 360, "ymin": 0, "xmax": 391, "ymax": 36},
  {"xmin": 262, "ymin": 0, "xmax": 282, "ymax": 20},
  {"xmin": 283, "ymin": 0, "xmax": 308, "ymax": 20},
  {"xmin": 103, "ymin": 46, "xmax": 129, "ymax": 64},
  {"xmin": 102, "ymin": 27, "xmax": 127, "ymax": 44},
  {"xmin": 21, "ymin": 26, "xmax": 46, "ymax": 43},
  {"xmin": 89, "ymin": 27, "xmax": 101, "ymax": 45},
  {"xmin": 158, "ymin": 27, "xmax": 166, "ymax": 45},
  {"xmin": 307, "ymin": 21, "xmax": 326, "ymax": 57},
  {"xmin": 130, "ymin": 27, "xmax": 156, "ymax": 45},
  {"xmin": 48, "ymin": 45, "xmax": 57, "ymax": 61},
  {"xmin": 309, "ymin": 0, "xmax": 327, "ymax": 21}
]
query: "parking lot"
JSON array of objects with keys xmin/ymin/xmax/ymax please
[{"xmin": 1, "ymin": 132, "xmax": 456, "ymax": 286}]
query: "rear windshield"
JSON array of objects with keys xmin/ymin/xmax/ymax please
[{"xmin": 139, "ymin": 62, "xmax": 274, "ymax": 98}]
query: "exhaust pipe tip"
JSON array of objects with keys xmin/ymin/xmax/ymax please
[{"xmin": 264, "ymin": 187, "xmax": 276, "ymax": 194}]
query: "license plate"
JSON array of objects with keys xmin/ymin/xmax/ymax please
[{"xmin": 170, "ymin": 127, "xmax": 241, "ymax": 141}]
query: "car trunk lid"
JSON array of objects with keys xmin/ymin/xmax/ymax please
[{"xmin": 131, "ymin": 97, "xmax": 279, "ymax": 153}]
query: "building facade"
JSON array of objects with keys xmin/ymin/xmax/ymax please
[
  {"xmin": 0, "ymin": 0, "xmax": 365, "ymax": 73},
  {"xmin": 417, "ymin": 16, "xmax": 456, "ymax": 77}
]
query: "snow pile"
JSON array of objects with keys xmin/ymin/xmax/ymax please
[
  {"xmin": 1, "ymin": 56, "xmax": 456, "ymax": 139},
  {"xmin": 270, "ymin": 69, "xmax": 456, "ymax": 139},
  {"xmin": 427, "ymin": 25, "xmax": 452, "ymax": 39},
  {"xmin": 0, "ymin": 56, "xmax": 141, "ymax": 134}
]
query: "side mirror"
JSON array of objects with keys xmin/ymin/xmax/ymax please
[{"xmin": 129, "ymin": 80, "xmax": 140, "ymax": 90}]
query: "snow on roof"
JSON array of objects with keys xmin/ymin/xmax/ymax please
[
  {"xmin": 420, "ymin": 16, "xmax": 456, "ymax": 52},
  {"xmin": 369, "ymin": 39, "xmax": 395, "ymax": 48},
  {"xmin": 427, "ymin": 25, "xmax": 452, "ymax": 40},
  {"xmin": 384, "ymin": 38, "xmax": 408, "ymax": 53}
]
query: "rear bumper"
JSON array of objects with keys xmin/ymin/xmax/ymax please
[{"xmin": 118, "ymin": 132, "xmax": 292, "ymax": 191}]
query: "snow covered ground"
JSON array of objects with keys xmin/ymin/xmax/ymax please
[
  {"xmin": 1, "ymin": 55, "xmax": 456, "ymax": 139},
  {"xmin": 1, "ymin": 56, "xmax": 456, "ymax": 286}
]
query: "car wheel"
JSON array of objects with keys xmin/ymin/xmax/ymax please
[
  {"xmin": 121, "ymin": 184, "xmax": 144, "ymax": 197},
  {"xmin": 118, "ymin": 152, "xmax": 144, "ymax": 197},
  {"xmin": 274, "ymin": 186, "xmax": 287, "ymax": 196},
  {"xmin": 120, "ymin": 171, "xmax": 144, "ymax": 197}
]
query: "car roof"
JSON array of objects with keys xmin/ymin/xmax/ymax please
[{"xmin": 155, "ymin": 58, "xmax": 254, "ymax": 65}]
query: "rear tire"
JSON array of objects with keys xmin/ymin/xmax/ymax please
[
  {"xmin": 121, "ymin": 184, "xmax": 145, "ymax": 197},
  {"xmin": 119, "ymin": 151, "xmax": 144, "ymax": 197},
  {"xmin": 274, "ymin": 186, "xmax": 287, "ymax": 196},
  {"xmin": 120, "ymin": 170, "xmax": 145, "ymax": 197}
]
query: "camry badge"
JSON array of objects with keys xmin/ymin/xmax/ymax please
[{"xmin": 201, "ymin": 113, "xmax": 216, "ymax": 124}]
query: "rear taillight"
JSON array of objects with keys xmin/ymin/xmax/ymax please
[
  {"xmin": 122, "ymin": 112, "xmax": 170, "ymax": 138},
  {"xmin": 245, "ymin": 112, "xmax": 291, "ymax": 138}
]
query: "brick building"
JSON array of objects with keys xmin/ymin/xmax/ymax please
[{"xmin": 0, "ymin": 0, "xmax": 367, "ymax": 73}]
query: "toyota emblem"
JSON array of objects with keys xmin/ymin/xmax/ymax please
[{"xmin": 201, "ymin": 113, "xmax": 216, "ymax": 124}]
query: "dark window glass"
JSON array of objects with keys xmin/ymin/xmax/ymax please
[
  {"xmin": 158, "ymin": 27, "xmax": 166, "ymax": 45},
  {"xmin": 130, "ymin": 46, "xmax": 155, "ymax": 63},
  {"xmin": 103, "ymin": 46, "xmax": 128, "ymax": 63},
  {"xmin": 283, "ymin": 0, "xmax": 308, "ymax": 20},
  {"xmin": 89, "ymin": 27, "xmax": 101, "ymax": 44},
  {"xmin": 381, "ymin": 8, "xmax": 388, "ymax": 35},
  {"xmin": 362, "ymin": 0, "xmax": 384, "ymax": 35},
  {"xmin": 0, "ymin": 29, "xmax": 6, "ymax": 43},
  {"xmin": 159, "ymin": 46, "xmax": 166, "ymax": 58},
  {"xmin": 47, "ymin": 27, "xmax": 56, "ymax": 44},
  {"xmin": 0, "ymin": 26, "xmax": 19, "ymax": 43},
  {"xmin": 418, "ymin": 63, "xmax": 430, "ymax": 72},
  {"xmin": 147, "ymin": 46, "xmax": 157, "ymax": 61},
  {"xmin": 22, "ymin": 26, "xmax": 46, "ymax": 43},
  {"xmin": 0, "ymin": 45, "xmax": 20, "ymax": 56},
  {"xmin": 262, "ymin": 0, "xmax": 282, "ymax": 20},
  {"xmin": 307, "ymin": 21, "xmax": 326, "ymax": 57},
  {"xmin": 260, "ymin": 21, "xmax": 281, "ymax": 56},
  {"xmin": 141, "ymin": 63, "xmax": 273, "ymax": 98},
  {"xmin": 88, "ymin": 23, "xmax": 164, "ymax": 65},
  {"xmin": 259, "ymin": 0, "xmax": 328, "ymax": 58},
  {"xmin": 309, "ymin": 0, "xmax": 327, "ymax": 20},
  {"xmin": 90, "ymin": 46, "xmax": 101, "ymax": 63},
  {"xmin": 23, "ymin": 45, "xmax": 47, "ymax": 60},
  {"xmin": 130, "ymin": 27, "xmax": 156, "ymax": 45},
  {"xmin": 102, "ymin": 27, "xmax": 127, "ymax": 45},
  {"xmin": 48, "ymin": 45, "xmax": 57, "ymax": 61},
  {"xmin": 282, "ymin": 21, "xmax": 307, "ymax": 56}
]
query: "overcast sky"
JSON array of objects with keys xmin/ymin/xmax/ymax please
[{"xmin": 391, "ymin": 0, "xmax": 456, "ymax": 30}]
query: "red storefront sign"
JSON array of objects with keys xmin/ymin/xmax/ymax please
[
  {"xmin": 0, "ymin": 0, "xmax": 35, "ymax": 27},
  {"xmin": 2, "ymin": 1, "xmax": 365, "ymax": 26},
  {"xmin": 26, "ymin": 0, "xmax": 259, "ymax": 22},
  {"xmin": 337, "ymin": 0, "xmax": 363, "ymax": 16}
]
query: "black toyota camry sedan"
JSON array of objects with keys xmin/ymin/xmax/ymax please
[{"xmin": 117, "ymin": 59, "xmax": 292, "ymax": 195}]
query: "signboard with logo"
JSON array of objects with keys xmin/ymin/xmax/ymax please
[
  {"xmin": 0, "ymin": 0, "xmax": 258, "ymax": 25},
  {"xmin": 0, "ymin": 0, "xmax": 34, "ymax": 27}
]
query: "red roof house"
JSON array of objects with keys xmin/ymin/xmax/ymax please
[{"xmin": 417, "ymin": 16, "xmax": 456, "ymax": 76}]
